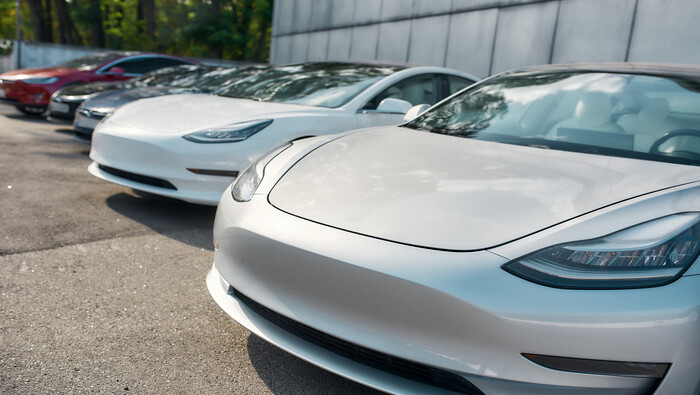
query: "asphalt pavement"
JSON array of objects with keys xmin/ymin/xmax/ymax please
[{"xmin": 0, "ymin": 105, "xmax": 380, "ymax": 394}]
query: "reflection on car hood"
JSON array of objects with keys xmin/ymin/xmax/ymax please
[
  {"xmin": 81, "ymin": 86, "xmax": 202, "ymax": 113},
  {"xmin": 0, "ymin": 67, "xmax": 86, "ymax": 79},
  {"xmin": 269, "ymin": 127, "xmax": 700, "ymax": 251},
  {"xmin": 106, "ymin": 93, "xmax": 331, "ymax": 133},
  {"xmin": 57, "ymin": 81, "xmax": 130, "ymax": 97}
]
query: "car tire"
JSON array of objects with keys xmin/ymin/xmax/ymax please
[{"xmin": 15, "ymin": 105, "xmax": 47, "ymax": 116}]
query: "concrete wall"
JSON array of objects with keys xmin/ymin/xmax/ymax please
[
  {"xmin": 4, "ymin": 41, "xmax": 247, "ymax": 71},
  {"xmin": 270, "ymin": 0, "xmax": 700, "ymax": 78}
]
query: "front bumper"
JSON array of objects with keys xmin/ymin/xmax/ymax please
[
  {"xmin": 0, "ymin": 81, "xmax": 51, "ymax": 107},
  {"xmin": 88, "ymin": 122, "xmax": 278, "ymax": 205},
  {"xmin": 48, "ymin": 98, "xmax": 83, "ymax": 119},
  {"xmin": 209, "ymin": 189, "xmax": 700, "ymax": 394}
]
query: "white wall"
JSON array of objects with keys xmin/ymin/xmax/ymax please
[{"xmin": 270, "ymin": 0, "xmax": 700, "ymax": 78}]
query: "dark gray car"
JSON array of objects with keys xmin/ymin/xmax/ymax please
[{"xmin": 73, "ymin": 65, "xmax": 268, "ymax": 142}]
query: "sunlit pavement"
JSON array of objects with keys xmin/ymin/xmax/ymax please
[{"xmin": 0, "ymin": 105, "xmax": 379, "ymax": 394}]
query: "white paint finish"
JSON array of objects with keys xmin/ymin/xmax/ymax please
[
  {"xmin": 269, "ymin": 126, "xmax": 700, "ymax": 250},
  {"xmin": 408, "ymin": 15, "xmax": 450, "ymax": 66},
  {"xmin": 88, "ymin": 66, "xmax": 474, "ymax": 205},
  {"xmin": 289, "ymin": 33, "xmax": 310, "ymax": 63},
  {"xmin": 490, "ymin": 2, "xmax": 559, "ymax": 74},
  {"xmin": 380, "ymin": 0, "xmax": 415, "ymax": 20},
  {"xmin": 376, "ymin": 20, "xmax": 412, "ymax": 63},
  {"xmin": 306, "ymin": 31, "xmax": 329, "ymax": 61},
  {"xmin": 327, "ymin": 28, "xmax": 353, "ymax": 61},
  {"xmin": 349, "ymin": 24, "xmax": 380, "ymax": 61},
  {"xmin": 552, "ymin": 0, "xmax": 635, "ymax": 63},
  {"xmin": 414, "ymin": 0, "xmax": 454, "ymax": 16},
  {"xmin": 353, "ymin": 0, "xmax": 383, "ymax": 24},
  {"xmin": 329, "ymin": 0, "xmax": 356, "ymax": 28},
  {"xmin": 445, "ymin": 8, "xmax": 498, "ymax": 78},
  {"xmin": 627, "ymin": 0, "xmax": 700, "ymax": 64}
]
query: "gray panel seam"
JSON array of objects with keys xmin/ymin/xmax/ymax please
[
  {"xmin": 405, "ymin": 0, "xmax": 416, "ymax": 63},
  {"xmin": 488, "ymin": 7, "xmax": 501, "ymax": 76},
  {"xmin": 548, "ymin": 0, "xmax": 562, "ymax": 64},
  {"xmin": 374, "ymin": 0, "xmax": 384, "ymax": 59},
  {"xmin": 442, "ymin": 0, "xmax": 455, "ymax": 68},
  {"xmin": 272, "ymin": 0, "xmax": 561, "ymax": 38},
  {"xmin": 625, "ymin": 0, "xmax": 640, "ymax": 62}
]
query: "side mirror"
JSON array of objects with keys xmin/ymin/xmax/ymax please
[
  {"xmin": 403, "ymin": 104, "xmax": 431, "ymax": 122},
  {"xmin": 107, "ymin": 66, "xmax": 126, "ymax": 75},
  {"xmin": 376, "ymin": 98, "xmax": 413, "ymax": 114}
]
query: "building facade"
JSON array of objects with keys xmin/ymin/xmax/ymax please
[{"xmin": 270, "ymin": 0, "xmax": 700, "ymax": 78}]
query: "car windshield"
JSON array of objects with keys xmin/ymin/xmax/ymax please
[
  {"xmin": 173, "ymin": 65, "xmax": 269, "ymax": 90},
  {"xmin": 134, "ymin": 65, "xmax": 218, "ymax": 87},
  {"xmin": 216, "ymin": 63, "xmax": 401, "ymax": 108},
  {"xmin": 55, "ymin": 52, "xmax": 129, "ymax": 70},
  {"xmin": 405, "ymin": 71, "xmax": 700, "ymax": 167}
]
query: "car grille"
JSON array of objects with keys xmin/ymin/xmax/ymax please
[
  {"xmin": 230, "ymin": 286, "xmax": 484, "ymax": 394},
  {"xmin": 98, "ymin": 164, "xmax": 177, "ymax": 190}
]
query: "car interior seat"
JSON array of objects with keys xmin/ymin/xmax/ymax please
[{"xmin": 617, "ymin": 97, "xmax": 682, "ymax": 152}]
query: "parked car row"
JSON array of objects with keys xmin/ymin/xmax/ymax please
[{"xmin": 1, "ymin": 54, "xmax": 698, "ymax": 394}]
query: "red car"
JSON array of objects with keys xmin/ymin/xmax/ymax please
[{"xmin": 0, "ymin": 51, "xmax": 198, "ymax": 115}]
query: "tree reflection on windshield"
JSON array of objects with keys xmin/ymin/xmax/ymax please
[{"xmin": 216, "ymin": 62, "xmax": 402, "ymax": 108}]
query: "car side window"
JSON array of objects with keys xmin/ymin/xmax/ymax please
[
  {"xmin": 362, "ymin": 74, "xmax": 439, "ymax": 110},
  {"xmin": 110, "ymin": 57, "xmax": 188, "ymax": 75},
  {"xmin": 446, "ymin": 76, "xmax": 475, "ymax": 95}
]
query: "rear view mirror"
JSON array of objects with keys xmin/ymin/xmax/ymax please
[
  {"xmin": 403, "ymin": 104, "xmax": 431, "ymax": 122},
  {"xmin": 376, "ymin": 98, "xmax": 413, "ymax": 114},
  {"xmin": 107, "ymin": 66, "xmax": 126, "ymax": 75}
]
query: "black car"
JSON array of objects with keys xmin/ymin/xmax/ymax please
[{"xmin": 48, "ymin": 64, "xmax": 219, "ymax": 120}]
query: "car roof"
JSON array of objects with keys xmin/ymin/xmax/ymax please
[{"xmin": 504, "ymin": 62, "xmax": 700, "ymax": 79}]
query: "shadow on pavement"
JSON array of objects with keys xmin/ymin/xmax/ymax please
[
  {"xmin": 3, "ymin": 113, "xmax": 54, "ymax": 124},
  {"xmin": 246, "ymin": 334, "xmax": 381, "ymax": 394},
  {"xmin": 106, "ymin": 191, "xmax": 216, "ymax": 251}
]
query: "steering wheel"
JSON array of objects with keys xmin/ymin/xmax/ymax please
[{"xmin": 649, "ymin": 129, "xmax": 700, "ymax": 161}]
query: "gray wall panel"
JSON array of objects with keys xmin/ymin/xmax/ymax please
[
  {"xmin": 327, "ymin": 28, "xmax": 354, "ymax": 61},
  {"xmin": 445, "ymin": 9, "xmax": 498, "ymax": 77},
  {"xmin": 289, "ymin": 33, "xmax": 310, "ymax": 63},
  {"xmin": 414, "ymin": 0, "xmax": 454, "ymax": 16},
  {"xmin": 274, "ymin": 0, "xmax": 296, "ymax": 36},
  {"xmin": 292, "ymin": 0, "xmax": 313, "ymax": 35},
  {"xmin": 350, "ymin": 25, "xmax": 380, "ymax": 61},
  {"xmin": 552, "ymin": 0, "xmax": 635, "ymax": 63},
  {"xmin": 310, "ymin": 0, "xmax": 333, "ymax": 30},
  {"xmin": 377, "ymin": 20, "xmax": 412, "ymax": 63},
  {"xmin": 272, "ymin": 0, "xmax": 700, "ymax": 74},
  {"xmin": 330, "ymin": 0, "xmax": 357, "ymax": 28},
  {"xmin": 628, "ymin": 0, "xmax": 700, "ymax": 64},
  {"xmin": 271, "ymin": 34, "xmax": 293, "ymax": 64},
  {"xmin": 354, "ymin": 0, "xmax": 383, "ymax": 24},
  {"xmin": 307, "ymin": 31, "xmax": 330, "ymax": 61},
  {"xmin": 490, "ymin": 2, "xmax": 559, "ymax": 74},
  {"xmin": 408, "ymin": 15, "xmax": 451, "ymax": 66},
  {"xmin": 381, "ymin": 0, "xmax": 416, "ymax": 20}
]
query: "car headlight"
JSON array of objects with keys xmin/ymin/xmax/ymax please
[
  {"xmin": 183, "ymin": 119, "xmax": 272, "ymax": 143},
  {"xmin": 24, "ymin": 77, "xmax": 59, "ymax": 84},
  {"xmin": 503, "ymin": 213, "xmax": 700, "ymax": 289},
  {"xmin": 231, "ymin": 142, "xmax": 292, "ymax": 202}
]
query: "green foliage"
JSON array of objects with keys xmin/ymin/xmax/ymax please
[{"xmin": 2, "ymin": 0, "xmax": 272, "ymax": 62}]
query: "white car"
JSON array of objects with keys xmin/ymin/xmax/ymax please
[
  {"xmin": 208, "ymin": 64, "xmax": 700, "ymax": 394},
  {"xmin": 88, "ymin": 62, "xmax": 477, "ymax": 205}
]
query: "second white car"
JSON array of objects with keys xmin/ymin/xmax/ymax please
[{"xmin": 88, "ymin": 62, "xmax": 477, "ymax": 205}]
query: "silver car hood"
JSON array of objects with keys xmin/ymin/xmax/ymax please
[{"xmin": 269, "ymin": 127, "xmax": 700, "ymax": 251}]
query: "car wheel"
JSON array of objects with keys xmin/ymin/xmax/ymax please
[{"xmin": 15, "ymin": 105, "xmax": 47, "ymax": 116}]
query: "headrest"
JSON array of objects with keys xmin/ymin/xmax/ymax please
[
  {"xmin": 639, "ymin": 97, "xmax": 670, "ymax": 123},
  {"xmin": 574, "ymin": 92, "xmax": 612, "ymax": 127}
]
